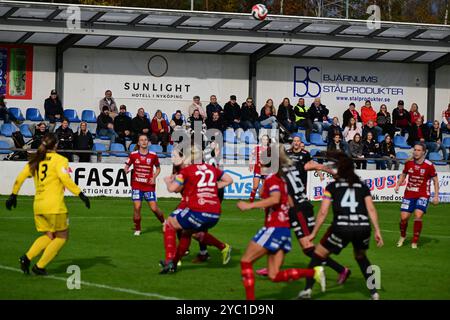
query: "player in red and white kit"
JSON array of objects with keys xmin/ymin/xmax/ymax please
[
  {"xmin": 160, "ymin": 147, "xmax": 233, "ymax": 273},
  {"xmin": 237, "ymin": 146, "xmax": 325, "ymax": 300},
  {"xmin": 249, "ymin": 134, "xmax": 271, "ymax": 202},
  {"xmin": 395, "ymin": 143, "xmax": 439, "ymax": 249},
  {"xmin": 124, "ymin": 134, "xmax": 165, "ymax": 236}
]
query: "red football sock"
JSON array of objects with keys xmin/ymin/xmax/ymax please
[
  {"xmin": 164, "ymin": 223, "xmax": 177, "ymax": 261},
  {"xmin": 201, "ymin": 232, "xmax": 226, "ymax": 251},
  {"xmin": 174, "ymin": 233, "xmax": 191, "ymax": 264},
  {"xmin": 400, "ymin": 220, "xmax": 408, "ymax": 238},
  {"xmin": 272, "ymin": 268, "xmax": 315, "ymax": 282},
  {"xmin": 249, "ymin": 188, "xmax": 257, "ymax": 203},
  {"xmin": 240, "ymin": 261, "xmax": 255, "ymax": 300},
  {"xmin": 134, "ymin": 217, "xmax": 141, "ymax": 231},
  {"xmin": 412, "ymin": 219, "xmax": 423, "ymax": 244}
]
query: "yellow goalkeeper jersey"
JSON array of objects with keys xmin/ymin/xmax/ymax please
[{"xmin": 12, "ymin": 152, "xmax": 81, "ymax": 215}]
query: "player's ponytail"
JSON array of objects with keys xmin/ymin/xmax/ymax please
[
  {"xmin": 327, "ymin": 151, "xmax": 360, "ymax": 186},
  {"xmin": 29, "ymin": 133, "xmax": 57, "ymax": 175}
]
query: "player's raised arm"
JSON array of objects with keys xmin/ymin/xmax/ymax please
[
  {"xmin": 56, "ymin": 157, "xmax": 90, "ymax": 208},
  {"xmin": 237, "ymin": 190, "xmax": 280, "ymax": 211},
  {"xmin": 217, "ymin": 173, "xmax": 233, "ymax": 189},
  {"xmin": 364, "ymin": 196, "xmax": 383, "ymax": 247},
  {"xmin": 6, "ymin": 164, "xmax": 32, "ymax": 210},
  {"xmin": 165, "ymin": 174, "xmax": 183, "ymax": 193}
]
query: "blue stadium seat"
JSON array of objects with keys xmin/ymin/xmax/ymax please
[
  {"xmin": 1, "ymin": 123, "xmax": 15, "ymax": 137},
  {"xmin": 92, "ymin": 143, "xmax": 109, "ymax": 157},
  {"xmin": 19, "ymin": 124, "xmax": 32, "ymax": 138},
  {"xmin": 240, "ymin": 130, "xmax": 257, "ymax": 144},
  {"xmin": 224, "ymin": 130, "xmax": 236, "ymax": 144},
  {"xmin": 0, "ymin": 140, "xmax": 11, "ymax": 154},
  {"xmin": 145, "ymin": 112, "xmax": 150, "ymax": 119},
  {"xmin": 8, "ymin": 107, "xmax": 25, "ymax": 121},
  {"xmin": 167, "ymin": 144, "xmax": 174, "ymax": 154},
  {"xmin": 296, "ymin": 132, "xmax": 311, "ymax": 146},
  {"xmin": 81, "ymin": 110, "xmax": 97, "ymax": 123},
  {"xmin": 377, "ymin": 135, "xmax": 385, "ymax": 143},
  {"xmin": 125, "ymin": 112, "xmax": 133, "ymax": 119},
  {"xmin": 129, "ymin": 144, "xmax": 136, "ymax": 151},
  {"xmin": 64, "ymin": 109, "xmax": 81, "ymax": 123},
  {"xmin": 396, "ymin": 151, "xmax": 409, "ymax": 164},
  {"xmin": 25, "ymin": 108, "xmax": 44, "ymax": 122},
  {"xmin": 149, "ymin": 144, "xmax": 166, "ymax": 158},
  {"xmin": 310, "ymin": 133, "xmax": 327, "ymax": 146},
  {"xmin": 428, "ymin": 152, "xmax": 446, "ymax": 165},
  {"xmin": 443, "ymin": 137, "xmax": 450, "ymax": 148},
  {"xmin": 162, "ymin": 113, "xmax": 169, "ymax": 123},
  {"xmin": 110, "ymin": 143, "xmax": 128, "ymax": 157},
  {"xmin": 425, "ymin": 121, "xmax": 433, "ymax": 128},
  {"xmin": 394, "ymin": 135, "xmax": 410, "ymax": 149}
]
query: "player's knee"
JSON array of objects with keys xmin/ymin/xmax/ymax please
[{"xmin": 353, "ymin": 250, "xmax": 366, "ymax": 261}]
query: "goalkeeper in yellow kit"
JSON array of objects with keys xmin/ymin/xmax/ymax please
[{"xmin": 5, "ymin": 133, "xmax": 90, "ymax": 275}]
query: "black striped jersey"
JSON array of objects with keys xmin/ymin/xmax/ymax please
[
  {"xmin": 323, "ymin": 179, "xmax": 371, "ymax": 228},
  {"xmin": 286, "ymin": 149, "xmax": 311, "ymax": 185},
  {"xmin": 281, "ymin": 164, "xmax": 313, "ymax": 210}
]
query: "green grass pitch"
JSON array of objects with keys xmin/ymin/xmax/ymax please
[{"xmin": 0, "ymin": 196, "xmax": 449, "ymax": 300}]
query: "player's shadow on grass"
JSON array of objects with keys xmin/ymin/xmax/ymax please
[
  {"xmin": 51, "ymin": 256, "xmax": 116, "ymax": 274},
  {"xmin": 413, "ymin": 236, "xmax": 438, "ymax": 247},
  {"xmin": 258, "ymin": 275, "xmax": 378, "ymax": 300},
  {"xmin": 179, "ymin": 247, "xmax": 243, "ymax": 270}
]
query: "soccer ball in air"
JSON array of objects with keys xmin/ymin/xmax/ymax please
[{"xmin": 251, "ymin": 4, "xmax": 268, "ymax": 21}]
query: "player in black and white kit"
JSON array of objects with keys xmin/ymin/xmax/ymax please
[
  {"xmin": 257, "ymin": 144, "xmax": 349, "ymax": 283},
  {"xmin": 286, "ymin": 134, "xmax": 312, "ymax": 186},
  {"xmin": 298, "ymin": 151, "xmax": 384, "ymax": 300}
]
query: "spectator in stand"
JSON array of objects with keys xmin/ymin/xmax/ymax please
[
  {"xmin": 427, "ymin": 120, "xmax": 448, "ymax": 160},
  {"xmin": 363, "ymin": 131, "xmax": 384, "ymax": 169},
  {"xmin": 74, "ymin": 121, "xmax": 94, "ymax": 163},
  {"xmin": 392, "ymin": 100, "xmax": 410, "ymax": 136},
  {"xmin": 342, "ymin": 102, "xmax": 362, "ymax": 129},
  {"xmin": 99, "ymin": 90, "xmax": 118, "ymax": 118},
  {"xmin": 409, "ymin": 103, "xmax": 424, "ymax": 125},
  {"xmin": 206, "ymin": 111, "xmax": 226, "ymax": 132},
  {"xmin": 377, "ymin": 104, "xmax": 396, "ymax": 138},
  {"xmin": 308, "ymin": 97, "xmax": 330, "ymax": 134},
  {"xmin": 277, "ymin": 98, "xmax": 296, "ymax": 134},
  {"xmin": 360, "ymin": 100, "xmax": 382, "ymax": 137},
  {"xmin": 380, "ymin": 135, "xmax": 398, "ymax": 170},
  {"xmin": 151, "ymin": 110, "xmax": 170, "ymax": 152},
  {"xmin": 293, "ymin": 98, "xmax": 312, "ymax": 142},
  {"xmin": 31, "ymin": 122, "xmax": 49, "ymax": 149},
  {"xmin": 55, "ymin": 118, "xmax": 74, "ymax": 162},
  {"xmin": 223, "ymin": 95, "xmax": 241, "ymax": 130},
  {"xmin": 327, "ymin": 133, "xmax": 346, "ymax": 153},
  {"xmin": 441, "ymin": 103, "xmax": 450, "ymax": 133},
  {"xmin": 259, "ymin": 99, "xmax": 278, "ymax": 130},
  {"xmin": 188, "ymin": 95, "xmax": 206, "ymax": 118},
  {"xmin": 132, "ymin": 108, "xmax": 151, "ymax": 142},
  {"xmin": 240, "ymin": 97, "xmax": 260, "ymax": 133},
  {"xmin": 349, "ymin": 133, "xmax": 366, "ymax": 169},
  {"xmin": 0, "ymin": 94, "xmax": 11, "ymax": 123},
  {"xmin": 188, "ymin": 109, "xmax": 205, "ymax": 130},
  {"xmin": 205, "ymin": 95, "xmax": 223, "ymax": 119},
  {"xmin": 97, "ymin": 106, "xmax": 118, "ymax": 144},
  {"xmin": 407, "ymin": 117, "xmax": 429, "ymax": 147},
  {"xmin": 44, "ymin": 89, "xmax": 64, "ymax": 133},
  {"xmin": 169, "ymin": 110, "xmax": 185, "ymax": 133},
  {"xmin": 114, "ymin": 105, "xmax": 133, "ymax": 147},
  {"xmin": 343, "ymin": 117, "xmax": 362, "ymax": 142},
  {"xmin": 362, "ymin": 120, "xmax": 381, "ymax": 140},
  {"xmin": 327, "ymin": 117, "xmax": 343, "ymax": 141}
]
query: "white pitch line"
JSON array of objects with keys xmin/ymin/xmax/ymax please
[{"xmin": 0, "ymin": 264, "xmax": 180, "ymax": 300}]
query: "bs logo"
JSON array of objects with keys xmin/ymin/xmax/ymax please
[{"xmin": 293, "ymin": 66, "xmax": 321, "ymax": 98}]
